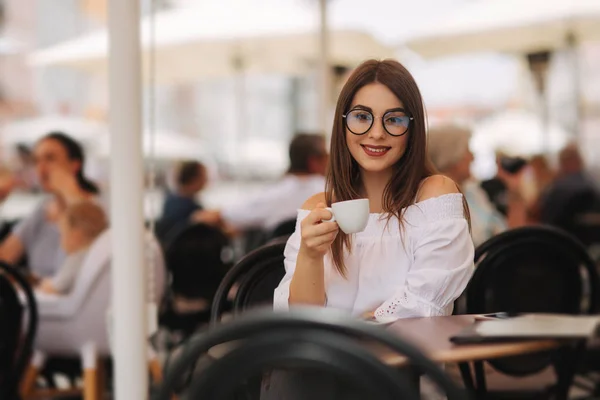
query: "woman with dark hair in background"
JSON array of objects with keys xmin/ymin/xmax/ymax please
[{"xmin": 0, "ymin": 132, "xmax": 101, "ymax": 280}]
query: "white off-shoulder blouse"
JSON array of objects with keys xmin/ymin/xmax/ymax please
[{"xmin": 273, "ymin": 193, "xmax": 475, "ymax": 321}]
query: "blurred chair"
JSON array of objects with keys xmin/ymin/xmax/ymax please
[
  {"xmin": 159, "ymin": 223, "xmax": 232, "ymax": 337},
  {"xmin": 0, "ymin": 261, "xmax": 38, "ymax": 400},
  {"xmin": 460, "ymin": 225, "xmax": 599, "ymax": 399},
  {"xmin": 210, "ymin": 239, "xmax": 286, "ymax": 324},
  {"xmin": 20, "ymin": 230, "xmax": 166, "ymax": 400},
  {"xmin": 267, "ymin": 218, "xmax": 297, "ymax": 242},
  {"xmin": 154, "ymin": 308, "xmax": 466, "ymax": 400}
]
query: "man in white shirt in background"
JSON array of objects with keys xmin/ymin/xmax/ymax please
[{"xmin": 194, "ymin": 133, "xmax": 328, "ymax": 234}]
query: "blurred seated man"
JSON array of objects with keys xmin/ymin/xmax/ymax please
[
  {"xmin": 481, "ymin": 150, "xmax": 509, "ymax": 216},
  {"xmin": 539, "ymin": 144, "xmax": 600, "ymax": 236},
  {"xmin": 427, "ymin": 125, "xmax": 528, "ymax": 246},
  {"xmin": 155, "ymin": 161, "xmax": 207, "ymax": 243},
  {"xmin": 194, "ymin": 133, "xmax": 328, "ymax": 234},
  {"xmin": 37, "ymin": 201, "xmax": 108, "ymax": 295}
]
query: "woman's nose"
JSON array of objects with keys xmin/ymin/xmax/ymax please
[{"xmin": 368, "ymin": 118, "xmax": 386, "ymax": 139}]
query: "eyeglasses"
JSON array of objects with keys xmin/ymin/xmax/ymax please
[{"xmin": 342, "ymin": 108, "xmax": 413, "ymax": 137}]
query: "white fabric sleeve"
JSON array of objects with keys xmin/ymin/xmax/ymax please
[{"xmin": 374, "ymin": 215, "xmax": 474, "ymax": 321}]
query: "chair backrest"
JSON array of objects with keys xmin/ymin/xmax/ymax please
[
  {"xmin": 211, "ymin": 239, "xmax": 286, "ymax": 324},
  {"xmin": 154, "ymin": 308, "xmax": 466, "ymax": 400},
  {"xmin": 164, "ymin": 223, "xmax": 231, "ymax": 299},
  {"xmin": 0, "ymin": 262, "xmax": 37, "ymax": 400},
  {"xmin": 467, "ymin": 225, "xmax": 600, "ymax": 315},
  {"xmin": 465, "ymin": 225, "xmax": 600, "ymax": 376},
  {"xmin": 267, "ymin": 218, "xmax": 297, "ymax": 241}
]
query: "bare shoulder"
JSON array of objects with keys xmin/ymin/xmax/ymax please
[
  {"xmin": 301, "ymin": 192, "xmax": 327, "ymax": 210},
  {"xmin": 417, "ymin": 175, "xmax": 460, "ymax": 202}
]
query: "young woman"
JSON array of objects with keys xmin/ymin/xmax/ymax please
[
  {"xmin": 273, "ymin": 59, "xmax": 474, "ymax": 321},
  {"xmin": 0, "ymin": 132, "xmax": 100, "ymax": 279}
]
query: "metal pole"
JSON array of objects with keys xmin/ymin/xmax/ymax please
[
  {"xmin": 526, "ymin": 51, "xmax": 552, "ymax": 154},
  {"xmin": 108, "ymin": 0, "xmax": 147, "ymax": 398},
  {"xmin": 318, "ymin": 0, "xmax": 331, "ymax": 135},
  {"xmin": 567, "ymin": 33, "xmax": 582, "ymax": 141}
]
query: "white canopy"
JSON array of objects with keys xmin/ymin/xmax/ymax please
[
  {"xmin": 96, "ymin": 130, "xmax": 210, "ymax": 161},
  {"xmin": 1, "ymin": 115, "xmax": 106, "ymax": 147},
  {"xmin": 405, "ymin": 0, "xmax": 600, "ymax": 58},
  {"xmin": 29, "ymin": 1, "xmax": 393, "ymax": 83},
  {"xmin": 0, "ymin": 115, "xmax": 210, "ymax": 161}
]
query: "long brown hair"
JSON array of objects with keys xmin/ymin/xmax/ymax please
[{"xmin": 325, "ymin": 59, "xmax": 447, "ymax": 276}]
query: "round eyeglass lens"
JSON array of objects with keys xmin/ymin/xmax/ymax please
[{"xmin": 345, "ymin": 109, "xmax": 373, "ymax": 135}]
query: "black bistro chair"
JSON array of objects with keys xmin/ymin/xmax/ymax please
[
  {"xmin": 160, "ymin": 223, "xmax": 233, "ymax": 336},
  {"xmin": 461, "ymin": 225, "xmax": 600, "ymax": 399},
  {"xmin": 0, "ymin": 261, "xmax": 38, "ymax": 400},
  {"xmin": 267, "ymin": 218, "xmax": 297, "ymax": 242},
  {"xmin": 154, "ymin": 308, "xmax": 466, "ymax": 400},
  {"xmin": 211, "ymin": 239, "xmax": 286, "ymax": 324}
]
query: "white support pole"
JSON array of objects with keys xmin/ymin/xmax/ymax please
[
  {"xmin": 108, "ymin": 0, "xmax": 147, "ymax": 399},
  {"xmin": 318, "ymin": 0, "xmax": 331, "ymax": 135}
]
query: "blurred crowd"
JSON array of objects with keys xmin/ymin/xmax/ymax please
[{"xmin": 428, "ymin": 125, "xmax": 600, "ymax": 248}]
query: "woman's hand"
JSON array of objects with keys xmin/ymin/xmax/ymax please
[
  {"xmin": 299, "ymin": 202, "xmax": 339, "ymax": 259},
  {"xmin": 0, "ymin": 169, "xmax": 16, "ymax": 201},
  {"xmin": 497, "ymin": 166, "xmax": 526, "ymax": 194},
  {"xmin": 191, "ymin": 209, "xmax": 222, "ymax": 226},
  {"xmin": 48, "ymin": 167, "xmax": 81, "ymax": 202}
]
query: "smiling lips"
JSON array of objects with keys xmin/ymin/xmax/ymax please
[{"xmin": 361, "ymin": 144, "xmax": 391, "ymax": 157}]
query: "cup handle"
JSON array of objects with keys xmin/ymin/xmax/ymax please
[{"xmin": 323, "ymin": 207, "xmax": 336, "ymax": 222}]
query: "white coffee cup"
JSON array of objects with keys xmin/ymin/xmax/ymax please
[{"xmin": 324, "ymin": 199, "xmax": 370, "ymax": 234}]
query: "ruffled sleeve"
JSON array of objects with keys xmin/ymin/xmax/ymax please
[
  {"xmin": 273, "ymin": 210, "xmax": 308, "ymax": 310},
  {"xmin": 374, "ymin": 194, "xmax": 474, "ymax": 321}
]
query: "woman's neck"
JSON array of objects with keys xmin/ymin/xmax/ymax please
[{"xmin": 360, "ymin": 169, "xmax": 393, "ymax": 213}]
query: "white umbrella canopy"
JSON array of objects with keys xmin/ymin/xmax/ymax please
[
  {"xmin": 28, "ymin": 0, "xmax": 393, "ymax": 83},
  {"xmin": 96, "ymin": 130, "xmax": 211, "ymax": 161},
  {"xmin": 1, "ymin": 115, "xmax": 106, "ymax": 147},
  {"xmin": 0, "ymin": 115, "xmax": 212, "ymax": 161},
  {"xmin": 405, "ymin": 0, "xmax": 600, "ymax": 58},
  {"xmin": 470, "ymin": 109, "xmax": 570, "ymax": 157}
]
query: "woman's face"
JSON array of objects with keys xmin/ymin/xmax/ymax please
[
  {"xmin": 34, "ymin": 139, "xmax": 80, "ymax": 192},
  {"xmin": 345, "ymin": 82, "xmax": 409, "ymax": 176}
]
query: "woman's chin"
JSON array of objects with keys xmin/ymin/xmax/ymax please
[{"xmin": 356, "ymin": 161, "xmax": 395, "ymax": 174}]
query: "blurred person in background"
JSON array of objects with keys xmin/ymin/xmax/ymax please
[
  {"xmin": 527, "ymin": 154, "xmax": 556, "ymax": 222},
  {"xmin": 155, "ymin": 160, "xmax": 207, "ymax": 243},
  {"xmin": 480, "ymin": 150, "xmax": 509, "ymax": 215},
  {"xmin": 427, "ymin": 125, "xmax": 528, "ymax": 246},
  {"xmin": 0, "ymin": 132, "xmax": 100, "ymax": 278},
  {"xmin": 37, "ymin": 201, "xmax": 107, "ymax": 294},
  {"xmin": 539, "ymin": 143, "xmax": 600, "ymax": 234},
  {"xmin": 194, "ymin": 132, "xmax": 328, "ymax": 234}
]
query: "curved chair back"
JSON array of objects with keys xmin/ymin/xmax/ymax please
[
  {"xmin": 468, "ymin": 225, "xmax": 599, "ymax": 315},
  {"xmin": 0, "ymin": 262, "xmax": 38, "ymax": 400},
  {"xmin": 465, "ymin": 225, "xmax": 599, "ymax": 377},
  {"xmin": 164, "ymin": 223, "xmax": 232, "ymax": 300},
  {"xmin": 160, "ymin": 223, "xmax": 232, "ymax": 334},
  {"xmin": 267, "ymin": 218, "xmax": 297, "ymax": 241},
  {"xmin": 211, "ymin": 239, "xmax": 286, "ymax": 324},
  {"xmin": 154, "ymin": 308, "xmax": 466, "ymax": 400}
]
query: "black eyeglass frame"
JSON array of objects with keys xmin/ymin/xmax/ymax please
[{"xmin": 342, "ymin": 108, "xmax": 413, "ymax": 137}]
